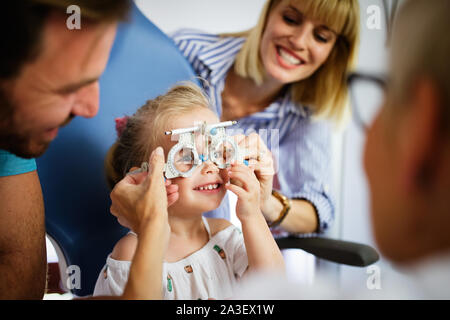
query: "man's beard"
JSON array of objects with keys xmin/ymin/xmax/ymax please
[
  {"xmin": 0, "ymin": 87, "xmax": 50, "ymax": 159},
  {"xmin": 0, "ymin": 130, "xmax": 50, "ymax": 159}
]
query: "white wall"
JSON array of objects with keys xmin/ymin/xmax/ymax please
[{"xmin": 136, "ymin": 0, "xmax": 266, "ymax": 34}]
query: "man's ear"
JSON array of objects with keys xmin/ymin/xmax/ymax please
[{"xmin": 397, "ymin": 77, "xmax": 442, "ymax": 193}]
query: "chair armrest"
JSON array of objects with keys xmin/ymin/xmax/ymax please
[{"xmin": 276, "ymin": 236, "xmax": 379, "ymax": 267}]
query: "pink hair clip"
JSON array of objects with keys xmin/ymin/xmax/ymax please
[{"xmin": 115, "ymin": 116, "xmax": 129, "ymax": 137}]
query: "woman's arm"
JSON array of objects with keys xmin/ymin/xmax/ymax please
[
  {"xmin": 241, "ymin": 119, "xmax": 334, "ymax": 235},
  {"xmin": 271, "ymin": 118, "xmax": 334, "ymax": 234},
  {"xmin": 226, "ymin": 163, "xmax": 284, "ymax": 272},
  {"xmin": 262, "ymin": 197, "xmax": 318, "ymax": 233}
]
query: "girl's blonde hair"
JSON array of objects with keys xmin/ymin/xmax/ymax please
[
  {"xmin": 105, "ymin": 82, "xmax": 212, "ymax": 189},
  {"xmin": 228, "ymin": 0, "xmax": 360, "ymax": 124}
]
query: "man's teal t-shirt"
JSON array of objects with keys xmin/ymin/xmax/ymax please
[{"xmin": 0, "ymin": 149, "xmax": 37, "ymax": 177}]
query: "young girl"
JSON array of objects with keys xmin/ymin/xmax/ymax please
[{"xmin": 93, "ymin": 82, "xmax": 284, "ymax": 299}]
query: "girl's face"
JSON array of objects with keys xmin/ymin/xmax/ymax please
[
  {"xmin": 163, "ymin": 108, "xmax": 228, "ymax": 217},
  {"xmin": 260, "ymin": 0, "xmax": 337, "ymax": 85}
]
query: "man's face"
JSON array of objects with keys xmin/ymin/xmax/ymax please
[
  {"xmin": 364, "ymin": 98, "xmax": 417, "ymax": 263},
  {"xmin": 0, "ymin": 13, "xmax": 117, "ymax": 158}
]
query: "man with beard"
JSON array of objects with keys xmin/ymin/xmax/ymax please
[{"xmin": 0, "ymin": 1, "xmax": 173, "ymax": 300}]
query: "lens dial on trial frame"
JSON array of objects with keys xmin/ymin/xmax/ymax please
[
  {"xmin": 211, "ymin": 139, "xmax": 238, "ymax": 169},
  {"xmin": 164, "ymin": 133, "xmax": 201, "ymax": 179},
  {"xmin": 173, "ymin": 147, "xmax": 196, "ymax": 174}
]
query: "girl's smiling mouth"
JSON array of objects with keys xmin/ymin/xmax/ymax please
[{"xmin": 193, "ymin": 182, "xmax": 223, "ymax": 193}]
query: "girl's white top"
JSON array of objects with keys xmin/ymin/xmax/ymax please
[{"xmin": 93, "ymin": 217, "xmax": 248, "ymax": 300}]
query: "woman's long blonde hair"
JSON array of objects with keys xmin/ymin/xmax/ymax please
[{"xmin": 227, "ymin": 0, "xmax": 360, "ymax": 124}]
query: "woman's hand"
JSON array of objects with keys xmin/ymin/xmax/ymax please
[
  {"xmin": 109, "ymin": 147, "xmax": 171, "ymax": 235},
  {"xmin": 233, "ymin": 133, "xmax": 275, "ymax": 215},
  {"xmin": 225, "ymin": 162, "xmax": 261, "ymax": 221}
]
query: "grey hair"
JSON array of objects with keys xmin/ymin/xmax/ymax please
[{"xmin": 389, "ymin": 0, "xmax": 450, "ymax": 130}]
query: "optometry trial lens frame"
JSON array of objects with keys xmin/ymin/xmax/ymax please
[{"xmin": 163, "ymin": 120, "xmax": 245, "ymax": 179}]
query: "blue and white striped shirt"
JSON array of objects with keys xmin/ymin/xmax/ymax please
[{"xmin": 171, "ymin": 29, "xmax": 334, "ymax": 234}]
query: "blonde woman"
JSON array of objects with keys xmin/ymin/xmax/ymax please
[{"xmin": 171, "ymin": 0, "xmax": 360, "ymax": 235}]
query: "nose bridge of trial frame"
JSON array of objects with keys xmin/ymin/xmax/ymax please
[{"xmin": 164, "ymin": 120, "xmax": 237, "ymax": 162}]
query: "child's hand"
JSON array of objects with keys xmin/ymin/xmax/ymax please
[
  {"xmin": 232, "ymin": 133, "xmax": 275, "ymax": 215},
  {"xmin": 225, "ymin": 162, "xmax": 262, "ymax": 222},
  {"xmin": 165, "ymin": 179, "xmax": 179, "ymax": 207}
]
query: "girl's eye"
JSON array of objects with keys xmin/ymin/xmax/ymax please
[
  {"xmin": 181, "ymin": 155, "xmax": 193, "ymax": 162},
  {"xmin": 176, "ymin": 154, "xmax": 193, "ymax": 163}
]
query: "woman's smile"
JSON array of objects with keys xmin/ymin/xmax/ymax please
[{"xmin": 275, "ymin": 45, "xmax": 306, "ymax": 69}]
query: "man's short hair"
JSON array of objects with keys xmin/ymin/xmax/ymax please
[{"xmin": 0, "ymin": 0, "xmax": 131, "ymax": 80}]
